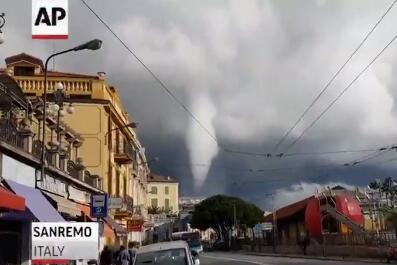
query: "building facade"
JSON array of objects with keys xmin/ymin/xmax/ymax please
[
  {"xmin": 147, "ymin": 173, "xmax": 179, "ymax": 215},
  {"xmin": 0, "ymin": 73, "xmax": 121, "ymax": 265},
  {"xmin": 2, "ymin": 53, "xmax": 150, "ymax": 245}
]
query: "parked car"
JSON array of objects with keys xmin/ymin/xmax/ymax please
[{"xmin": 134, "ymin": 240, "xmax": 200, "ymax": 265}]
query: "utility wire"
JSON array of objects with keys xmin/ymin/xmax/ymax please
[
  {"xmin": 346, "ymin": 143, "xmax": 397, "ymax": 166},
  {"xmin": 224, "ymin": 148, "xmax": 380, "ymax": 158},
  {"xmin": 281, "ymin": 33, "xmax": 397, "ymax": 153},
  {"xmin": 272, "ymin": 0, "xmax": 397, "ymax": 153},
  {"xmin": 80, "ymin": 0, "xmax": 219, "ymax": 145}
]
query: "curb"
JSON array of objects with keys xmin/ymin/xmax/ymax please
[{"xmin": 243, "ymin": 251, "xmax": 386, "ymax": 264}]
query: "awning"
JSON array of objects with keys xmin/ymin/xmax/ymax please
[
  {"xmin": 42, "ymin": 191, "xmax": 81, "ymax": 217},
  {"xmin": 0, "ymin": 185, "xmax": 25, "ymax": 211},
  {"xmin": 77, "ymin": 204, "xmax": 115, "ymax": 239},
  {"xmin": 104, "ymin": 216, "xmax": 128, "ymax": 236},
  {"xmin": 5, "ymin": 180, "xmax": 64, "ymax": 222}
]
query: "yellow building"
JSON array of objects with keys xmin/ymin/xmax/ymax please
[
  {"xmin": 3, "ymin": 53, "xmax": 149, "ymax": 245},
  {"xmin": 147, "ymin": 173, "xmax": 179, "ymax": 215}
]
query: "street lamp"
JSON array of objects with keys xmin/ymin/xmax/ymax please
[
  {"xmin": 40, "ymin": 39, "xmax": 102, "ymax": 181},
  {"xmin": 138, "ymin": 157, "xmax": 159, "ymax": 166},
  {"xmin": 0, "ymin": 13, "xmax": 5, "ymax": 44},
  {"xmin": 52, "ymin": 82, "xmax": 75, "ymax": 149},
  {"xmin": 104, "ymin": 122, "xmax": 139, "ymax": 145}
]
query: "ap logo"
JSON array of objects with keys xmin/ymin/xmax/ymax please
[{"xmin": 32, "ymin": 0, "xmax": 68, "ymax": 39}]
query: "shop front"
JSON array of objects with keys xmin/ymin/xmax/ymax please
[
  {"xmin": 0, "ymin": 184, "xmax": 26, "ymax": 265},
  {"xmin": 0, "ymin": 154, "xmax": 64, "ymax": 265},
  {"xmin": 38, "ymin": 174, "xmax": 81, "ymax": 220}
]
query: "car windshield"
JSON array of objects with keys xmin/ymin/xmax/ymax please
[{"xmin": 135, "ymin": 248, "xmax": 188, "ymax": 265}]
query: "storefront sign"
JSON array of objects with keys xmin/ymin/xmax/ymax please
[
  {"xmin": 108, "ymin": 197, "xmax": 123, "ymax": 209},
  {"xmin": 68, "ymin": 186, "xmax": 90, "ymax": 204},
  {"xmin": 31, "ymin": 222, "xmax": 98, "ymax": 260},
  {"xmin": 262, "ymin": 222, "xmax": 273, "ymax": 231},
  {"xmin": 37, "ymin": 174, "xmax": 67, "ymax": 197},
  {"xmin": 127, "ymin": 219, "xmax": 143, "ymax": 232}
]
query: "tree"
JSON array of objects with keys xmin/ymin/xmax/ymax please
[{"xmin": 190, "ymin": 195, "xmax": 263, "ymax": 241}]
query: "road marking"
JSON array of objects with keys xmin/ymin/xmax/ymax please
[{"xmin": 203, "ymin": 254, "xmax": 269, "ymax": 265}]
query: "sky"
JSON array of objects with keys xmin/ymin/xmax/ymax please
[{"xmin": 2, "ymin": 0, "xmax": 397, "ymax": 209}]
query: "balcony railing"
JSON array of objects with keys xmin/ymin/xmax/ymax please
[
  {"xmin": 114, "ymin": 141, "xmax": 135, "ymax": 164},
  {"xmin": 0, "ymin": 121, "xmax": 24, "ymax": 150},
  {"xmin": 67, "ymin": 160, "xmax": 79, "ymax": 179},
  {"xmin": 16, "ymin": 77, "xmax": 92, "ymax": 95}
]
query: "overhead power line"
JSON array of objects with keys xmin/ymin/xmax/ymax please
[
  {"xmin": 282, "ymin": 33, "xmax": 397, "ymax": 153},
  {"xmin": 80, "ymin": 0, "xmax": 219, "ymax": 145},
  {"xmin": 164, "ymin": 144, "xmax": 397, "ymax": 173},
  {"xmin": 224, "ymin": 147, "xmax": 381, "ymax": 158},
  {"xmin": 344, "ymin": 143, "xmax": 397, "ymax": 166},
  {"xmin": 273, "ymin": 0, "xmax": 397, "ymax": 152}
]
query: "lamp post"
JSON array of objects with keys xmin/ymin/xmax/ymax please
[
  {"xmin": 52, "ymin": 82, "xmax": 75, "ymax": 151},
  {"xmin": 138, "ymin": 157, "xmax": 159, "ymax": 166},
  {"xmin": 104, "ymin": 122, "xmax": 139, "ymax": 145},
  {"xmin": 40, "ymin": 39, "xmax": 102, "ymax": 181},
  {"xmin": 0, "ymin": 13, "xmax": 5, "ymax": 44}
]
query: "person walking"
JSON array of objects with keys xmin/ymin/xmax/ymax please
[
  {"xmin": 127, "ymin": 241, "xmax": 139, "ymax": 265},
  {"xmin": 116, "ymin": 245, "xmax": 131, "ymax": 265},
  {"xmin": 99, "ymin": 246, "xmax": 113, "ymax": 265}
]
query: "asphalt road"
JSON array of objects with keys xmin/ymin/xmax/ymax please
[{"xmin": 200, "ymin": 252, "xmax": 386, "ymax": 265}]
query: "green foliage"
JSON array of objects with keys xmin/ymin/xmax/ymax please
[{"xmin": 190, "ymin": 194, "xmax": 263, "ymax": 232}]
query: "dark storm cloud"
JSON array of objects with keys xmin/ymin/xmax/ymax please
[{"xmin": 2, "ymin": 0, "xmax": 397, "ymax": 208}]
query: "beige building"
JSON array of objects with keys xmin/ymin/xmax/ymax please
[
  {"xmin": 147, "ymin": 173, "xmax": 179, "ymax": 214},
  {"xmin": 3, "ymin": 53, "xmax": 150, "ymax": 245}
]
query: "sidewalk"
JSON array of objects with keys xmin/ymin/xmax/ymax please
[{"xmin": 243, "ymin": 251, "xmax": 387, "ymax": 263}]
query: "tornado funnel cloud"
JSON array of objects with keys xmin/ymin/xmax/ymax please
[{"xmin": 186, "ymin": 92, "xmax": 218, "ymax": 190}]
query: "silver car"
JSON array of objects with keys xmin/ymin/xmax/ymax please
[{"xmin": 133, "ymin": 241, "xmax": 200, "ymax": 265}]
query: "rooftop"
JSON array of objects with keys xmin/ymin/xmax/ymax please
[
  {"xmin": 264, "ymin": 196, "xmax": 313, "ymax": 222},
  {"xmin": 148, "ymin": 173, "xmax": 178, "ymax": 183}
]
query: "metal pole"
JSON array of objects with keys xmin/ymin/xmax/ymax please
[
  {"xmin": 97, "ymin": 217, "xmax": 101, "ymax": 264},
  {"xmin": 40, "ymin": 48, "xmax": 75, "ymax": 183},
  {"xmin": 40, "ymin": 59, "xmax": 49, "ymax": 182}
]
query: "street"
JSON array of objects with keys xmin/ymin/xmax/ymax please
[{"xmin": 200, "ymin": 252, "xmax": 386, "ymax": 265}]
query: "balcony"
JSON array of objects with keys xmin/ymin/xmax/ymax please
[
  {"xmin": 114, "ymin": 141, "xmax": 135, "ymax": 164},
  {"xmin": 15, "ymin": 77, "xmax": 92, "ymax": 96},
  {"xmin": 67, "ymin": 160, "xmax": 80, "ymax": 179},
  {"xmin": 0, "ymin": 121, "xmax": 24, "ymax": 150}
]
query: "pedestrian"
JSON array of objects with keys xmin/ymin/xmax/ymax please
[
  {"xmin": 300, "ymin": 230, "xmax": 310, "ymax": 256},
  {"xmin": 127, "ymin": 241, "xmax": 138, "ymax": 265},
  {"xmin": 99, "ymin": 246, "xmax": 113, "ymax": 265},
  {"xmin": 116, "ymin": 245, "xmax": 130, "ymax": 265}
]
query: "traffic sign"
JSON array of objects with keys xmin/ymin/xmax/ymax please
[{"xmin": 90, "ymin": 194, "xmax": 108, "ymax": 218}]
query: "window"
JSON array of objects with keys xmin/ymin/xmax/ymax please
[
  {"xmin": 165, "ymin": 186, "xmax": 169, "ymax": 195},
  {"xmin": 116, "ymin": 171, "xmax": 120, "ymax": 197},
  {"xmin": 123, "ymin": 177, "xmax": 127, "ymax": 197},
  {"xmin": 151, "ymin": 186, "xmax": 157, "ymax": 194},
  {"xmin": 151, "ymin": 198, "xmax": 158, "ymax": 208},
  {"xmin": 14, "ymin": 66, "xmax": 34, "ymax": 76},
  {"xmin": 165, "ymin": 199, "xmax": 170, "ymax": 210}
]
